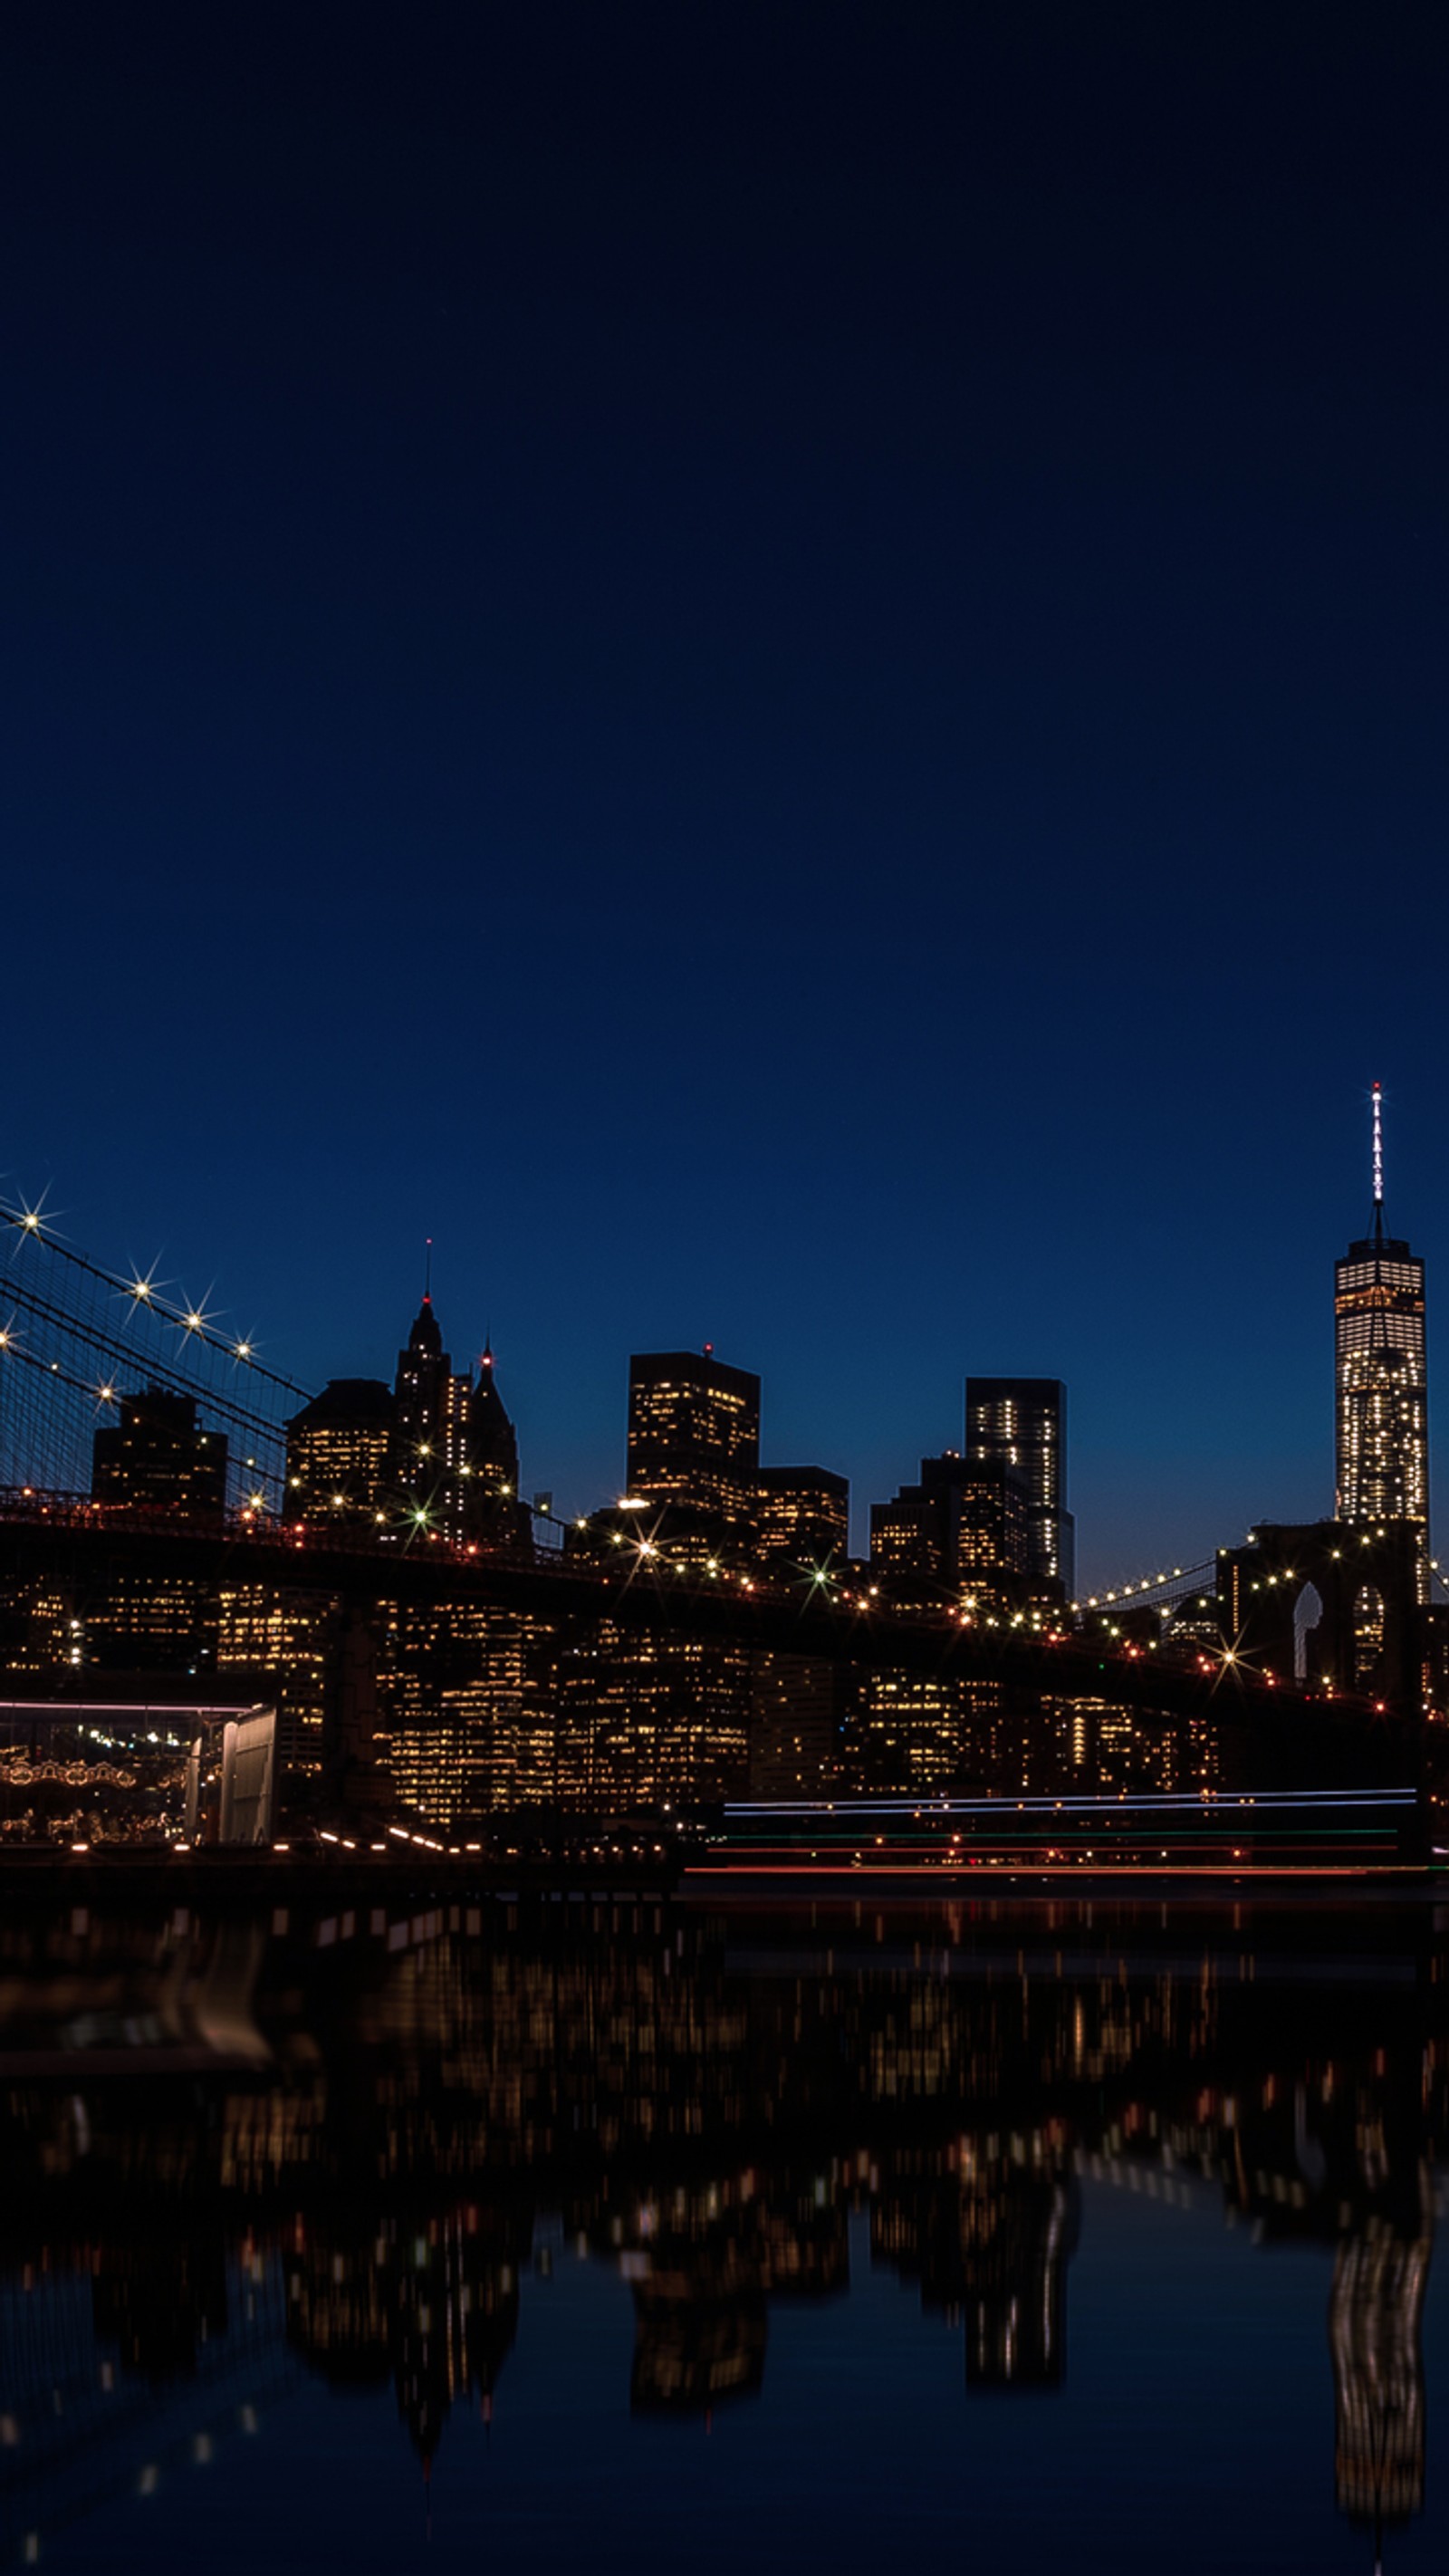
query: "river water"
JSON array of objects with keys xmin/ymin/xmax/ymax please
[{"xmin": 2, "ymin": 1890, "xmax": 1445, "ymax": 2572}]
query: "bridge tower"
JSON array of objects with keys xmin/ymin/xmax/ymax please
[{"xmin": 1216, "ymin": 1521, "xmax": 1421, "ymax": 1713}]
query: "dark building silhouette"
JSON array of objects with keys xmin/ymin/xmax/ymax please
[
  {"xmin": 964, "ymin": 1377, "xmax": 1073, "ymax": 1599},
  {"xmin": 87, "ymin": 1389, "xmax": 226, "ymax": 1670},
  {"xmin": 465, "ymin": 1342, "xmax": 528, "ymax": 1547},
  {"xmin": 91, "ymin": 1387, "xmax": 227, "ymax": 1517},
  {"xmin": 1336, "ymin": 1084, "xmax": 1429, "ymax": 1600}
]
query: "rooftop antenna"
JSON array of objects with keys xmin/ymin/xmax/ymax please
[
  {"xmin": 424, "ymin": 1236, "xmax": 433, "ymax": 1301},
  {"xmin": 1371, "ymin": 1083, "xmax": 1385, "ymax": 1245}
]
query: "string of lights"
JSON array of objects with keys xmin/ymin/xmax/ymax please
[
  {"xmin": 1068, "ymin": 1561, "xmax": 1216, "ymax": 1618},
  {"xmin": 0, "ymin": 1197, "xmax": 308, "ymax": 1511},
  {"xmin": 1, "ymin": 1200, "xmax": 306, "ymax": 1391}
]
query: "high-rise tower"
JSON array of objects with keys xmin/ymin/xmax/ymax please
[
  {"xmin": 626, "ymin": 1349, "xmax": 761, "ymax": 1543},
  {"xmin": 465, "ymin": 1340, "xmax": 527, "ymax": 1544},
  {"xmin": 1335, "ymin": 1084, "xmax": 1428, "ymax": 1595},
  {"xmin": 964, "ymin": 1378, "xmax": 1074, "ymax": 1599},
  {"xmin": 393, "ymin": 1279, "xmax": 450, "ymax": 1504}
]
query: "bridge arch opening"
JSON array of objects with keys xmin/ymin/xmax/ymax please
[{"xmin": 1292, "ymin": 1581, "xmax": 1324, "ymax": 1683}]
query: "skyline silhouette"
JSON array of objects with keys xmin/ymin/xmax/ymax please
[{"xmin": 3, "ymin": 1090, "xmax": 1435, "ymax": 1591}]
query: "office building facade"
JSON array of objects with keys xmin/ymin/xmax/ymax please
[
  {"xmin": 964, "ymin": 1377, "xmax": 1074, "ymax": 1598},
  {"xmin": 753, "ymin": 1464, "xmax": 849, "ymax": 1571},
  {"xmin": 285, "ymin": 1379, "xmax": 395, "ymax": 1525},
  {"xmin": 626, "ymin": 1349, "xmax": 761, "ymax": 1549},
  {"xmin": 1335, "ymin": 1087, "xmax": 1428, "ymax": 1594},
  {"xmin": 870, "ymin": 1453, "xmax": 1030, "ymax": 1610}
]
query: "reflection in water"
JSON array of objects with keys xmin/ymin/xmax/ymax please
[
  {"xmin": 0, "ymin": 1896, "xmax": 1444, "ymax": 2565},
  {"xmin": 287, "ymin": 2205, "xmax": 522, "ymax": 2466},
  {"xmin": 1333, "ymin": 2217, "xmax": 1434, "ymax": 2542}
]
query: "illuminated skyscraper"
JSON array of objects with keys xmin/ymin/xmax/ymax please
[
  {"xmin": 392, "ymin": 1276, "xmax": 451, "ymax": 1507},
  {"xmin": 964, "ymin": 1378, "xmax": 1073, "ymax": 1598},
  {"xmin": 285, "ymin": 1379, "xmax": 394, "ymax": 1524},
  {"xmin": 753, "ymin": 1464, "xmax": 849, "ymax": 1570},
  {"xmin": 393, "ymin": 1266, "xmax": 526, "ymax": 1544},
  {"xmin": 870, "ymin": 1454, "xmax": 1028, "ymax": 1609},
  {"xmin": 1335, "ymin": 1085, "xmax": 1428, "ymax": 1595},
  {"xmin": 626, "ymin": 1349, "xmax": 761, "ymax": 1546}
]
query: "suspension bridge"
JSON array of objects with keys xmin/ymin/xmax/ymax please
[{"xmin": 0, "ymin": 1193, "xmax": 301, "ymax": 1516}]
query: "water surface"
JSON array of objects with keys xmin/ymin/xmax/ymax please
[{"xmin": 2, "ymin": 1893, "xmax": 1445, "ymax": 2572}]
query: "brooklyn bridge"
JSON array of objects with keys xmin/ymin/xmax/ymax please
[{"xmin": 1, "ymin": 1194, "xmax": 1442, "ymax": 1860}]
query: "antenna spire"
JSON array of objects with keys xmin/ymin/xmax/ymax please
[
  {"xmin": 424, "ymin": 1236, "xmax": 433, "ymax": 1301},
  {"xmin": 1371, "ymin": 1084, "xmax": 1385, "ymax": 1245}
]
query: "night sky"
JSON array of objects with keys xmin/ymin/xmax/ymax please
[{"xmin": 5, "ymin": 2, "xmax": 1447, "ymax": 1581}]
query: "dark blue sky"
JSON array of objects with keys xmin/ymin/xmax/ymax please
[{"xmin": 5, "ymin": 2, "xmax": 1447, "ymax": 1579}]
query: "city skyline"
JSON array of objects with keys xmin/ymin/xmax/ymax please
[
  {"xmin": 7, "ymin": 1124, "xmax": 1431, "ymax": 1831},
  {"xmin": 4, "ymin": 1080, "xmax": 1435, "ymax": 1592}
]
